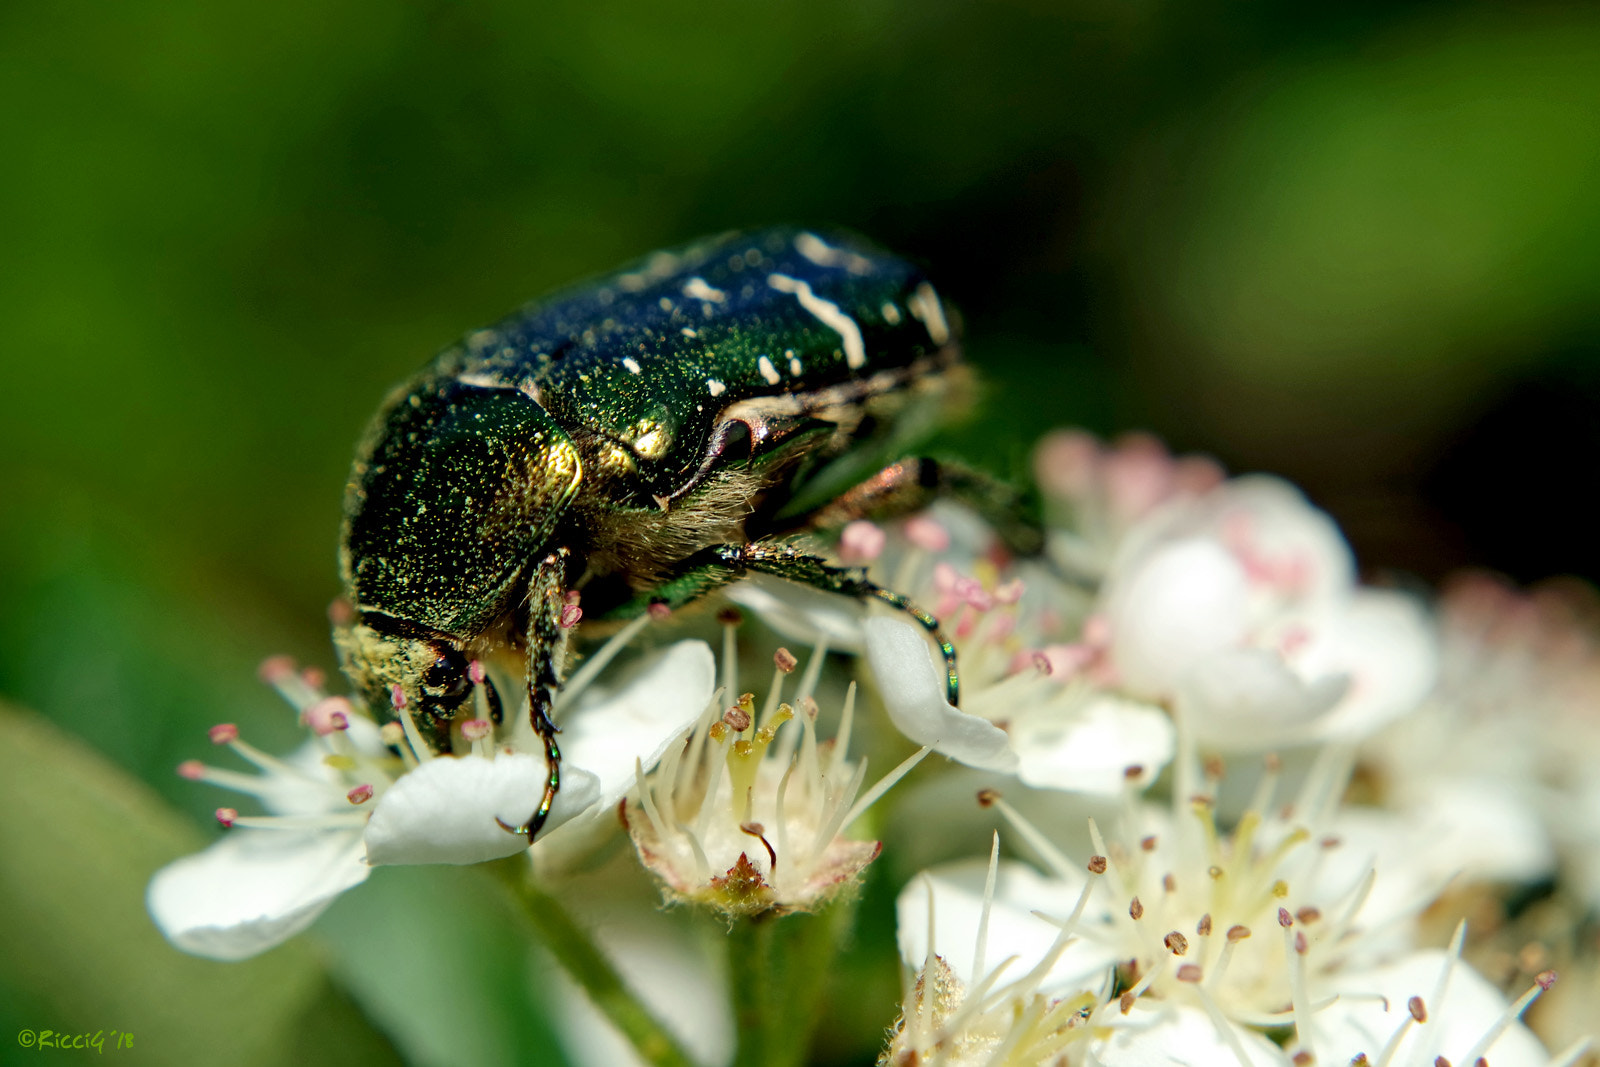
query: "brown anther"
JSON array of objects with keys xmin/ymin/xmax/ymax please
[
  {"xmin": 1295, "ymin": 906, "xmax": 1321, "ymax": 924},
  {"xmin": 1164, "ymin": 931, "xmax": 1189, "ymax": 955},
  {"xmin": 1203, "ymin": 755, "xmax": 1225, "ymax": 780},
  {"xmin": 773, "ymin": 648, "xmax": 798, "ymax": 673},
  {"xmin": 723, "ymin": 707, "xmax": 753, "ymax": 732},
  {"xmin": 1140, "ymin": 835, "xmax": 1157, "ymax": 851},
  {"xmin": 1197, "ymin": 914, "xmax": 1213, "ymax": 936},
  {"xmin": 740, "ymin": 820, "xmax": 765, "ymax": 836},
  {"xmin": 1032, "ymin": 652, "xmax": 1053, "ymax": 676},
  {"xmin": 1536, "ymin": 969, "xmax": 1558, "ymax": 991},
  {"xmin": 461, "ymin": 719, "xmax": 493, "ymax": 742},
  {"xmin": 1227, "ymin": 925, "xmax": 1250, "ymax": 942},
  {"xmin": 1319, "ymin": 834, "xmax": 1342, "ymax": 849},
  {"xmin": 1408, "ymin": 995, "xmax": 1427, "ymax": 1022},
  {"xmin": 1129, "ymin": 897, "xmax": 1144, "ymax": 920},
  {"xmin": 1517, "ymin": 942, "xmax": 1548, "ymax": 972},
  {"xmin": 1087, "ymin": 855, "xmax": 1108, "ymax": 875},
  {"xmin": 1163, "ymin": 873, "xmax": 1177, "ymax": 893},
  {"xmin": 717, "ymin": 607, "xmax": 743, "ymax": 625},
  {"xmin": 1278, "ymin": 907, "xmax": 1293, "ymax": 928},
  {"xmin": 709, "ymin": 722, "xmax": 729, "ymax": 743},
  {"xmin": 177, "ymin": 760, "xmax": 205, "ymax": 781},
  {"xmin": 647, "ymin": 600, "xmax": 672, "ymax": 620},
  {"xmin": 1190, "ymin": 794, "xmax": 1214, "ymax": 809},
  {"xmin": 346, "ymin": 784, "xmax": 374, "ymax": 805},
  {"xmin": 390, "ymin": 684, "xmax": 407, "ymax": 710},
  {"xmin": 977, "ymin": 788, "xmax": 1001, "ymax": 808},
  {"xmin": 1292, "ymin": 1053, "xmax": 1313, "ymax": 1066},
  {"xmin": 379, "ymin": 722, "xmax": 405, "ymax": 746},
  {"xmin": 1352, "ymin": 1056, "xmax": 1370, "ymax": 1066},
  {"xmin": 468, "ymin": 660, "xmax": 487, "ymax": 686},
  {"xmin": 1175, "ymin": 964, "xmax": 1202, "ymax": 983},
  {"xmin": 1294, "ymin": 931, "xmax": 1308, "ymax": 954},
  {"xmin": 208, "ymin": 723, "xmax": 239, "ymax": 745},
  {"xmin": 1124, "ymin": 764, "xmax": 1145, "ymax": 780},
  {"xmin": 301, "ymin": 667, "xmax": 326, "ymax": 689},
  {"xmin": 1434, "ymin": 1058, "xmax": 1451, "ymax": 1067},
  {"xmin": 559, "ymin": 603, "xmax": 583, "ymax": 628},
  {"xmin": 732, "ymin": 739, "xmax": 754, "ymax": 757},
  {"xmin": 799, "ymin": 695, "xmax": 819, "ymax": 721},
  {"xmin": 215, "ymin": 807, "xmax": 238, "ymax": 828},
  {"xmin": 1119, "ymin": 991, "xmax": 1136, "ymax": 1015}
]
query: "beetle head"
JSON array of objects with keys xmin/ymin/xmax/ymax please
[{"xmin": 333, "ymin": 611, "xmax": 475, "ymax": 735}]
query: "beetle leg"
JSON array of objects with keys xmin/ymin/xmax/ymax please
[
  {"xmin": 600, "ymin": 542, "xmax": 961, "ymax": 705},
  {"xmin": 496, "ymin": 547, "xmax": 570, "ymax": 838},
  {"xmin": 799, "ymin": 457, "xmax": 1043, "ymax": 557}
]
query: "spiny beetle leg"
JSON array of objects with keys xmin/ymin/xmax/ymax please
[
  {"xmin": 496, "ymin": 547, "xmax": 570, "ymax": 838},
  {"xmin": 714, "ymin": 541, "xmax": 961, "ymax": 707}
]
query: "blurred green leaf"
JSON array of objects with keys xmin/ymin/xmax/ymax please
[{"xmin": 0, "ymin": 703, "xmax": 399, "ymax": 1066}]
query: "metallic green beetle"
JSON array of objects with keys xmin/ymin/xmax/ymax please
[{"xmin": 336, "ymin": 227, "xmax": 1016, "ymax": 839}]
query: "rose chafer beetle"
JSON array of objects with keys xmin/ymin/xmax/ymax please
[{"xmin": 336, "ymin": 227, "xmax": 1034, "ymax": 839}]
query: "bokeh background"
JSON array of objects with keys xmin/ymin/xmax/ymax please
[{"xmin": 4, "ymin": 1, "xmax": 1599, "ymax": 1063}]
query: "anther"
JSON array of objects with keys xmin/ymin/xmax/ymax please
[
  {"xmin": 1087, "ymin": 855, "xmax": 1108, "ymax": 874},
  {"xmin": 468, "ymin": 660, "xmax": 487, "ymax": 686},
  {"xmin": 1227, "ymin": 925, "xmax": 1250, "ymax": 942},
  {"xmin": 346, "ymin": 784, "xmax": 373, "ymax": 805},
  {"xmin": 257, "ymin": 655, "xmax": 296, "ymax": 684},
  {"xmin": 1129, "ymin": 897, "xmax": 1144, "ymax": 920},
  {"xmin": 1295, "ymin": 906, "xmax": 1321, "ymax": 924},
  {"xmin": 176, "ymin": 760, "xmax": 205, "ymax": 780},
  {"xmin": 723, "ymin": 707, "xmax": 753, "ymax": 732},
  {"xmin": 215, "ymin": 807, "xmax": 238, "ymax": 828},
  {"xmin": 1434, "ymin": 1059, "xmax": 1451, "ymax": 1067},
  {"xmin": 1292, "ymin": 1053, "xmax": 1313, "ymax": 1066},
  {"xmin": 303, "ymin": 697, "xmax": 351, "ymax": 735},
  {"xmin": 379, "ymin": 722, "xmax": 405, "ymax": 746},
  {"xmin": 461, "ymin": 719, "xmax": 493, "ymax": 741},
  {"xmin": 1278, "ymin": 907, "xmax": 1293, "ymax": 928},
  {"xmin": 977, "ymin": 788, "xmax": 1001, "ymax": 808},
  {"xmin": 1164, "ymin": 873, "xmax": 1177, "ymax": 893},
  {"xmin": 1119, "ymin": 991, "xmax": 1136, "ymax": 1015},
  {"xmin": 1165, "ymin": 931, "xmax": 1188, "ymax": 955},
  {"xmin": 904, "ymin": 515, "xmax": 949, "ymax": 553},
  {"xmin": 1197, "ymin": 914, "xmax": 1213, "ymax": 936},
  {"xmin": 560, "ymin": 603, "xmax": 583, "ymax": 628},
  {"xmin": 648, "ymin": 600, "xmax": 672, "ymax": 620},
  {"xmin": 839, "ymin": 520, "xmax": 886, "ymax": 563},
  {"xmin": 1408, "ymin": 996, "xmax": 1427, "ymax": 1023},
  {"xmin": 774, "ymin": 648, "xmax": 798, "ymax": 673},
  {"xmin": 209, "ymin": 723, "xmax": 239, "ymax": 744},
  {"xmin": 717, "ymin": 607, "xmax": 743, "ymax": 626},
  {"xmin": 1124, "ymin": 765, "xmax": 1145, "ymax": 781},
  {"xmin": 390, "ymin": 684, "xmax": 407, "ymax": 710},
  {"xmin": 1294, "ymin": 931, "xmax": 1308, "ymax": 954},
  {"xmin": 301, "ymin": 667, "xmax": 326, "ymax": 689},
  {"xmin": 1175, "ymin": 964, "xmax": 1202, "ymax": 983},
  {"xmin": 1536, "ymin": 969, "xmax": 1557, "ymax": 991},
  {"xmin": 1140, "ymin": 834, "xmax": 1157, "ymax": 851}
]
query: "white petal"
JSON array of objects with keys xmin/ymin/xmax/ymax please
[
  {"xmin": 1309, "ymin": 589, "xmax": 1439, "ymax": 742},
  {"xmin": 864, "ymin": 618, "xmax": 1017, "ymax": 772},
  {"xmin": 1012, "ymin": 695, "xmax": 1175, "ymax": 795},
  {"xmin": 1095, "ymin": 1002, "xmax": 1290, "ymax": 1066},
  {"xmin": 724, "ymin": 574, "xmax": 865, "ymax": 652},
  {"xmin": 1319, "ymin": 951, "xmax": 1551, "ymax": 1065},
  {"xmin": 559, "ymin": 640, "xmax": 716, "ymax": 811},
  {"xmin": 1180, "ymin": 648, "xmax": 1347, "ymax": 750},
  {"xmin": 1403, "ymin": 780, "xmax": 1556, "ymax": 887},
  {"xmin": 895, "ymin": 859, "xmax": 1116, "ymax": 995},
  {"xmin": 147, "ymin": 828, "xmax": 368, "ymax": 961},
  {"xmin": 1104, "ymin": 539, "xmax": 1250, "ymax": 696},
  {"xmin": 364, "ymin": 753, "xmax": 600, "ymax": 866}
]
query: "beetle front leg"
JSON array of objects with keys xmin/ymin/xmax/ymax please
[{"xmin": 497, "ymin": 547, "xmax": 570, "ymax": 838}]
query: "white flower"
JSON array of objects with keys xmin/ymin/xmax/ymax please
[
  {"xmin": 149, "ymin": 631, "xmax": 713, "ymax": 960},
  {"xmin": 626, "ymin": 636, "xmax": 927, "ymax": 916},
  {"xmin": 882, "ymin": 837, "xmax": 1289, "ymax": 1067},
  {"xmin": 1099, "ymin": 476, "xmax": 1438, "ymax": 749}
]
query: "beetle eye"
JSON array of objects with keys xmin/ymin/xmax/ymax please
[{"xmin": 423, "ymin": 646, "xmax": 470, "ymax": 696}]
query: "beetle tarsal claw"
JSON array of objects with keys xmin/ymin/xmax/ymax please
[{"xmin": 495, "ymin": 814, "xmax": 533, "ymax": 836}]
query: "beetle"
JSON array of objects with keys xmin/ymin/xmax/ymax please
[{"xmin": 335, "ymin": 227, "xmax": 1028, "ymax": 839}]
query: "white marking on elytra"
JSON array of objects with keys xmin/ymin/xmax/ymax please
[
  {"xmin": 788, "ymin": 352, "xmax": 803, "ymax": 376},
  {"xmin": 794, "ymin": 232, "xmax": 873, "ymax": 275},
  {"xmin": 658, "ymin": 296, "xmax": 674, "ymax": 312},
  {"xmin": 682, "ymin": 277, "xmax": 727, "ymax": 303},
  {"xmin": 707, "ymin": 379, "xmax": 727, "ymax": 397},
  {"xmin": 906, "ymin": 282, "xmax": 950, "ymax": 346},
  {"xmin": 881, "ymin": 302, "xmax": 902, "ymax": 325},
  {"xmin": 757, "ymin": 355, "xmax": 782, "ymax": 385},
  {"xmin": 767, "ymin": 273, "xmax": 867, "ymax": 369},
  {"xmin": 622, "ymin": 357, "xmax": 643, "ymax": 375},
  {"xmin": 681, "ymin": 327, "xmax": 698, "ymax": 338}
]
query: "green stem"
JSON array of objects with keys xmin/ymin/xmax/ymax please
[
  {"xmin": 491, "ymin": 862, "xmax": 698, "ymax": 1067},
  {"xmin": 729, "ymin": 902, "xmax": 854, "ymax": 1067}
]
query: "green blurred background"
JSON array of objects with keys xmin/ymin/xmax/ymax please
[{"xmin": 4, "ymin": 1, "xmax": 1600, "ymax": 1063}]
